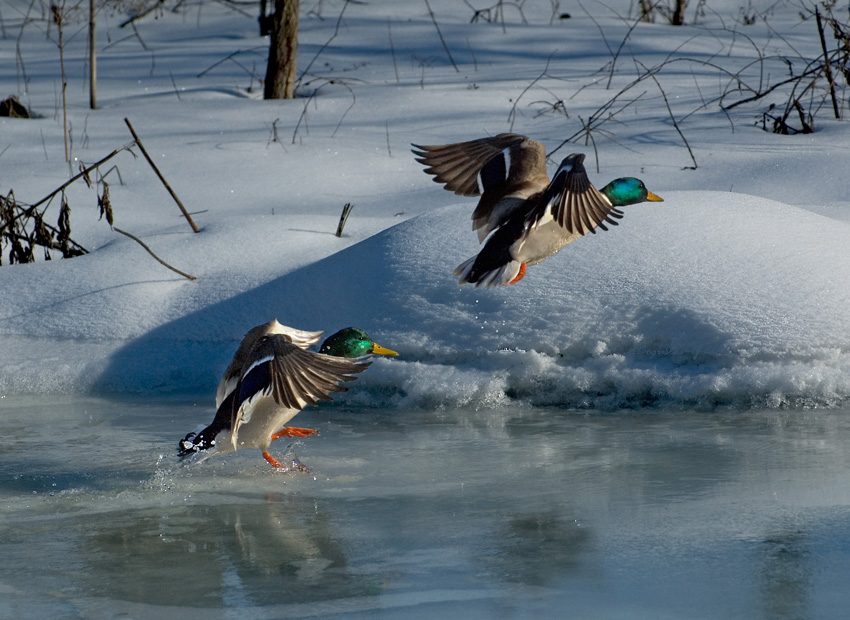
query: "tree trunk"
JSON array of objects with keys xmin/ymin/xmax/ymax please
[
  {"xmin": 671, "ymin": 0, "xmax": 687, "ymax": 25},
  {"xmin": 264, "ymin": 0, "xmax": 299, "ymax": 99},
  {"xmin": 89, "ymin": 0, "xmax": 97, "ymax": 109}
]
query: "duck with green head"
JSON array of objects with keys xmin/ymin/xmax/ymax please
[
  {"xmin": 413, "ymin": 133, "xmax": 663, "ymax": 287},
  {"xmin": 179, "ymin": 320, "xmax": 398, "ymax": 468},
  {"xmin": 319, "ymin": 327, "xmax": 398, "ymax": 357}
]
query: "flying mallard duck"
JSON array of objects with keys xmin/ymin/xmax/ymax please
[
  {"xmin": 178, "ymin": 320, "xmax": 398, "ymax": 468},
  {"xmin": 412, "ymin": 133, "xmax": 663, "ymax": 287}
]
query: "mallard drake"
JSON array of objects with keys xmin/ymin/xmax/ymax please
[
  {"xmin": 178, "ymin": 320, "xmax": 398, "ymax": 468},
  {"xmin": 412, "ymin": 133, "xmax": 663, "ymax": 287}
]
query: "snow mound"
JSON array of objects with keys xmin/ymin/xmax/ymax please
[{"xmin": 89, "ymin": 190, "xmax": 850, "ymax": 410}]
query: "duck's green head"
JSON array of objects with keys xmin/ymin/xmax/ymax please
[
  {"xmin": 319, "ymin": 327, "xmax": 399, "ymax": 358},
  {"xmin": 599, "ymin": 178, "xmax": 664, "ymax": 206}
]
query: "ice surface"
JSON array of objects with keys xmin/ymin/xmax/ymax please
[{"xmin": 2, "ymin": 396, "xmax": 850, "ymax": 619}]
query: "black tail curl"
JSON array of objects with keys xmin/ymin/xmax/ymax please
[{"xmin": 177, "ymin": 425, "xmax": 219, "ymax": 458}]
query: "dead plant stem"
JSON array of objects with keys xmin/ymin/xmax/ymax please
[
  {"xmin": 113, "ymin": 227, "xmax": 197, "ymax": 280},
  {"xmin": 1, "ymin": 143, "xmax": 133, "ymax": 235},
  {"xmin": 637, "ymin": 60, "xmax": 697, "ymax": 168},
  {"xmin": 424, "ymin": 0, "xmax": 459, "ymax": 72},
  {"xmin": 816, "ymin": 8, "xmax": 841, "ymax": 119},
  {"xmin": 123, "ymin": 118, "xmax": 200, "ymax": 233}
]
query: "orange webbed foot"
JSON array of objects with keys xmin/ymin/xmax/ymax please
[
  {"xmin": 271, "ymin": 426, "xmax": 318, "ymax": 440},
  {"xmin": 506, "ymin": 262, "xmax": 527, "ymax": 285},
  {"xmin": 262, "ymin": 451, "xmax": 283, "ymax": 468},
  {"xmin": 263, "ymin": 450, "xmax": 310, "ymax": 472}
]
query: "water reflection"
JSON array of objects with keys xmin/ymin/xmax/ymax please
[
  {"xmin": 758, "ymin": 529, "xmax": 812, "ymax": 620},
  {"xmin": 1, "ymin": 397, "xmax": 849, "ymax": 619},
  {"xmin": 487, "ymin": 511, "xmax": 594, "ymax": 586},
  {"xmin": 82, "ymin": 494, "xmax": 371, "ymax": 608}
]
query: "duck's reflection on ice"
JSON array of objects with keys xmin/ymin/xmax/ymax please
[
  {"xmin": 83, "ymin": 493, "xmax": 375, "ymax": 608},
  {"xmin": 486, "ymin": 511, "xmax": 594, "ymax": 586}
]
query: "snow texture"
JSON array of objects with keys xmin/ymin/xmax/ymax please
[{"xmin": 2, "ymin": 0, "xmax": 850, "ymax": 409}]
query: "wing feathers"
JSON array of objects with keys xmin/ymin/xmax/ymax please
[
  {"xmin": 412, "ymin": 133, "xmax": 543, "ymax": 197},
  {"xmin": 530, "ymin": 153, "xmax": 623, "ymax": 236},
  {"xmin": 233, "ymin": 335, "xmax": 370, "ymax": 425},
  {"xmin": 215, "ymin": 320, "xmax": 324, "ymax": 408}
]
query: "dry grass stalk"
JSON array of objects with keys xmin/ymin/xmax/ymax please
[
  {"xmin": 335, "ymin": 203, "xmax": 353, "ymax": 237},
  {"xmin": 0, "ymin": 190, "xmax": 87, "ymax": 265},
  {"xmin": 123, "ymin": 117, "xmax": 199, "ymax": 233},
  {"xmin": 424, "ymin": 0, "xmax": 459, "ymax": 72},
  {"xmin": 51, "ymin": 2, "xmax": 70, "ymax": 162},
  {"xmin": 113, "ymin": 227, "xmax": 197, "ymax": 281}
]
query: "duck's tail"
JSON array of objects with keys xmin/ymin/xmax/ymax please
[
  {"xmin": 453, "ymin": 255, "xmax": 525, "ymax": 288},
  {"xmin": 178, "ymin": 423, "xmax": 219, "ymax": 462}
]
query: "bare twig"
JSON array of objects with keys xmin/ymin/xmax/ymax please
[
  {"xmin": 290, "ymin": 79, "xmax": 359, "ymax": 143},
  {"xmin": 507, "ymin": 51, "xmax": 560, "ymax": 131},
  {"xmin": 119, "ymin": 0, "xmax": 167, "ymax": 28},
  {"xmin": 51, "ymin": 3, "xmax": 70, "ymax": 163},
  {"xmin": 267, "ymin": 118, "xmax": 287, "ymax": 149},
  {"xmin": 297, "ymin": 0, "xmax": 352, "ymax": 85},
  {"xmin": 388, "ymin": 18, "xmax": 400, "ymax": 83},
  {"xmin": 113, "ymin": 227, "xmax": 197, "ymax": 280},
  {"xmin": 335, "ymin": 203, "xmax": 353, "ymax": 237},
  {"xmin": 467, "ymin": 37, "xmax": 478, "ymax": 71},
  {"xmin": 424, "ymin": 0, "xmax": 459, "ymax": 72},
  {"xmin": 816, "ymin": 8, "xmax": 841, "ymax": 119},
  {"xmin": 722, "ymin": 62, "xmax": 823, "ymax": 110},
  {"xmin": 89, "ymin": 0, "xmax": 96, "ymax": 109},
  {"xmin": 169, "ymin": 71, "xmax": 182, "ymax": 100},
  {"xmin": 606, "ymin": 15, "xmax": 642, "ymax": 89},
  {"xmin": 413, "ymin": 55, "xmax": 436, "ymax": 89},
  {"xmin": 330, "ymin": 82, "xmax": 357, "ymax": 138},
  {"xmin": 123, "ymin": 118, "xmax": 199, "ymax": 233},
  {"xmin": 3, "ymin": 143, "xmax": 134, "ymax": 235},
  {"xmin": 465, "ymin": 0, "xmax": 527, "ymax": 29},
  {"xmin": 292, "ymin": 95, "xmax": 313, "ymax": 143},
  {"xmin": 197, "ymin": 48, "xmax": 265, "ymax": 79},
  {"xmin": 577, "ymin": 115, "xmax": 600, "ymax": 172},
  {"xmin": 548, "ymin": 75, "xmax": 649, "ymax": 160},
  {"xmin": 129, "ymin": 21, "xmax": 150, "ymax": 54},
  {"xmin": 636, "ymin": 60, "xmax": 697, "ymax": 169}
]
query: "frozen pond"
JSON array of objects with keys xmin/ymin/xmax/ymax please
[{"xmin": 2, "ymin": 396, "xmax": 850, "ymax": 619}]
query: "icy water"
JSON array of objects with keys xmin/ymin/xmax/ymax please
[{"xmin": 2, "ymin": 396, "xmax": 849, "ymax": 619}]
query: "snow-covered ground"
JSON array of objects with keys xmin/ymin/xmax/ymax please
[{"xmin": 2, "ymin": 0, "xmax": 850, "ymax": 409}]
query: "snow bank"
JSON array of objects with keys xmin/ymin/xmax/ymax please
[{"xmin": 75, "ymin": 190, "xmax": 850, "ymax": 409}]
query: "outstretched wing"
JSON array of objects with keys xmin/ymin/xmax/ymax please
[
  {"xmin": 525, "ymin": 153, "xmax": 623, "ymax": 236},
  {"xmin": 413, "ymin": 133, "xmax": 553, "ymax": 240},
  {"xmin": 216, "ymin": 321, "xmax": 324, "ymax": 409},
  {"xmin": 412, "ymin": 133, "xmax": 548, "ymax": 197},
  {"xmin": 234, "ymin": 334, "xmax": 370, "ymax": 417}
]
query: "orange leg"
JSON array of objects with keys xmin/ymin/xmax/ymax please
[
  {"xmin": 506, "ymin": 262, "xmax": 527, "ymax": 285},
  {"xmin": 271, "ymin": 426, "xmax": 318, "ymax": 440},
  {"xmin": 263, "ymin": 450, "xmax": 310, "ymax": 472},
  {"xmin": 262, "ymin": 451, "xmax": 283, "ymax": 468}
]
